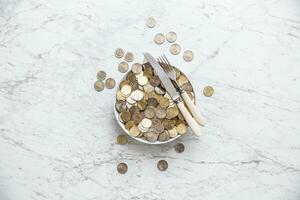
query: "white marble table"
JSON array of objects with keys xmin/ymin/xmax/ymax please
[{"xmin": 1, "ymin": 0, "xmax": 300, "ymax": 199}]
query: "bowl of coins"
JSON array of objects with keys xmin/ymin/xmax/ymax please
[{"xmin": 114, "ymin": 62, "xmax": 195, "ymax": 144}]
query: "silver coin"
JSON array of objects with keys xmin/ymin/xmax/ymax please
[
  {"xmin": 118, "ymin": 62, "xmax": 129, "ymax": 73},
  {"xmin": 170, "ymin": 43, "xmax": 181, "ymax": 55},
  {"xmin": 146, "ymin": 17, "xmax": 156, "ymax": 28},
  {"xmin": 145, "ymin": 131, "xmax": 158, "ymax": 142},
  {"xmin": 131, "ymin": 63, "xmax": 142, "ymax": 74},
  {"xmin": 154, "ymin": 33, "xmax": 165, "ymax": 45},
  {"xmin": 97, "ymin": 70, "xmax": 106, "ymax": 81},
  {"xmin": 183, "ymin": 50, "xmax": 194, "ymax": 62},
  {"xmin": 166, "ymin": 31, "xmax": 177, "ymax": 43},
  {"xmin": 94, "ymin": 81, "xmax": 105, "ymax": 92}
]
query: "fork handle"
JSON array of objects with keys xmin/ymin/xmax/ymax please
[
  {"xmin": 177, "ymin": 101, "xmax": 202, "ymax": 136},
  {"xmin": 181, "ymin": 91, "xmax": 206, "ymax": 126}
]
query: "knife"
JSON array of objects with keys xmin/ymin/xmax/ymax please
[{"xmin": 143, "ymin": 52, "xmax": 202, "ymax": 136}]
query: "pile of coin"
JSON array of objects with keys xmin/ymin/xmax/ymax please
[{"xmin": 115, "ymin": 62, "xmax": 195, "ymax": 143}]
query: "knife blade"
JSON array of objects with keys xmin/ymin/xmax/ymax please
[
  {"xmin": 143, "ymin": 53, "xmax": 180, "ymax": 103},
  {"xmin": 143, "ymin": 52, "xmax": 202, "ymax": 136}
]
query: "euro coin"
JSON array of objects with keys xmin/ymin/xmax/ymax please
[
  {"xmin": 168, "ymin": 127, "xmax": 178, "ymax": 137},
  {"xmin": 131, "ymin": 111, "xmax": 144, "ymax": 125},
  {"xmin": 120, "ymin": 111, "xmax": 131, "ymax": 123},
  {"xmin": 137, "ymin": 100, "xmax": 147, "ymax": 111},
  {"xmin": 159, "ymin": 97, "xmax": 169, "ymax": 108},
  {"xmin": 105, "ymin": 78, "xmax": 116, "ymax": 89},
  {"xmin": 174, "ymin": 143, "xmax": 185, "ymax": 153},
  {"xmin": 131, "ymin": 63, "xmax": 142, "ymax": 74},
  {"xmin": 155, "ymin": 107, "xmax": 167, "ymax": 119},
  {"xmin": 124, "ymin": 52, "xmax": 134, "ymax": 62},
  {"xmin": 117, "ymin": 163, "xmax": 128, "ymax": 174},
  {"xmin": 144, "ymin": 107, "xmax": 155, "ymax": 119},
  {"xmin": 166, "ymin": 31, "xmax": 177, "ymax": 43},
  {"xmin": 166, "ymin": 106, "xmax": 179, "ymax": 119},
  {"xmin": 114, "ymin": 48, "xmax": 124, "ymax": 59},
  {"xmin": 117, "ymin": 134, "xmax": 128, "ymax": 145},
  {"xmin": 157, "ymin": 160, "xmax": 168, "ymax": 171},
  {"xmin": 125, "ymin": 121, "xmax": 135, "ymax": 130},
  {"xmin": 176, "ymin": 123, "xmax": 187, "ymax": 135},
  {"xmin": 183, "ymin": 50, "xmax": 194, "ymax": 62},
  {"xmin": 145, "ymin": 131, "xmax": 158, "ymax": 142},
  {"xmin": 94, "ymin": 81, "xmax": 105, "ymax": 92},
  {"xmin": 154, "ymin": 33, "xmax": 165, "ymax": 45},
  {"xmin": 203, "ymin": 86, "xmax": 214, "ymax": 97},
  {"xmin": 121, "ymin": 85, "xmax": 132, "ymax": 96},
  {"xmin": 97, "ymin": 70, "xmax": 106, "ymax": 81},
  {"xmin": 170, "ymin": 43, "xmax": 181, "ymax": 55},
  {"xmin": 118, "ymin": 62, "xmax": 129, "ymax": 73},
  {"xmin": 129, "ymin": 126, "xmax": 140, "ymax": 137},
  {"xmin": 137, "ymin": 76, "xmax": 148, "ymax": 86},
  {"xmin": 146, "ymin": 17, "xmax": 156, "ymax": 28}
]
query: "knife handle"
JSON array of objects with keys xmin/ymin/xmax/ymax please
[
  {"xmin": 177, "ymin": 101, "xmax": 202, "ymax": 136},
  {"xmin": 181, "ymin": 91, "xmax": 206, "ymax": 126}
]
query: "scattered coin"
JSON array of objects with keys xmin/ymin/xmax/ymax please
[
  {"xmin": 203, "ymin": 86, "xmax": 214, "ymax": 97},
  {"xmin": 97, "ymin": 70, "xmax": 106, "ymax": 81},
  {"xmin": 183, "ymin": 50, "xmax": 194, "ymax": 62},
  {"xmin": 124, "ymin": 52, "xmax": 134, "ymax": 62},
  {"xmin": 154, "ymin": 33, "xmax": 165, "ymax": 45},
  {"xmin": 166, "ymin": 31, "xmax": 177, "ymax": 43},
  {"xmin": 117, "ymin": 163, "xmax": 128, "ymax": 174},
  {"xmin": 118, "ymin": 62, "xmax": 129, "ymax": 73},
  {"xmin": 174, "ymin": 143, "xmax": 185, "ymax": 153},
  {"xmin": 131, "ymin": 63, "xmax": 142, "ymax": 74},
  {"xmin": 114, "ymin": 48, "xmax": 124, "ymax": 59},
  {"xmin": 170, "ymin": 43, "xmax": 181, "ymax": 55},
  {"xmin": 105, "ymin": 78, "xmax": 116, "ymax": 89},
  {"xmin": 117, "ymin": 134, "xmax": 128, "ymax": 145},
  {"xmin": 146, "ymin": 17, "xmax": 156, "ymax": 28},
  {"xmin": 157, "ymin": 160, "xmax": 168, "ymax": 171},
  {"xmin": 94, "ymin": 81, "xmax": 105, "ymax": 92}
]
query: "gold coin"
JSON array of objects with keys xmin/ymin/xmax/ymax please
[
  {"xmin": 124, "ymin": 52, "xmax": 134, "ymax": 62},
  {"xmin": 155, "ymin": 107, "xmax": 167, "ymax": 119},
  {"xmin": 166, "ymin": 31, "xmax": 177, "ymax": 43},
  {"xmin": 125, "ymin": 121, "xmax": 135, "ymax": 130},
  {"xmin": 117, "ymin": 163, "xmax": 128, "ymax": 174},
  {"xmin": 147, "ymin": 98, "xmax": 158, "ymax": 107},
  {"xmin": 117, "ymin": 134, "xmax": 128, "ymax": 145},
  {"xmin": 177, "ymin": 75, "xmax": 189, "ymax": 86},
  {"xmin": 144, "ymin": 107, "xmax": 155, "ymax": 119},
  {"xmin": 203, "ymin": 86, "xmax": 214, "ymax": 97},
  {"xmin": 183, "ymin": 50, "xmax": 194, "ymax": 62},
  {"xmin": 131, "ymin": 63, "xmax": 142, "ymax": 74},
  {"xmin": 118, "ymin": 62, "xmax": 129, "ymax": 73},
  {"xmin": 174, "ymin": 143, "xmax": 185, "ymax": 153},
  {"xmin": 157, "ymin": 160, "xmax": 168, "ymax": 171},
  {"xmin": 97, "ymin": 70, "xmax": 106, "ymax": 81},
  {"xmin": 145, "ymin": 131, "xmax": 158, "ymax": 142},
  {"xmin": 120, "ymin": 111, "xmax": 131, "ymax": 123},
  {"xmin": 129, "ymin": 126, "xmax": 140, "ymax": 137},
  {"xmin": 121, "ymin": 84, "xmax": 132, "ymax": 96},
  {"xmin": 94, "ymin": 81, "xmax": 105, "ymax": 92},
  {"xmin": 154, "ymin": 33, "xmax": 165, "ymax": 45},
  {"xmin": 170, "ymin": 43, "xmax": 181, "ymax": 55},
  {"xmin": 168, "ymin": 127, "xmax": 178, "ymax": 137},
  {"xmin": 105, "ymin": 78, "xmax": 116, "ymax": 89},
  {"xmin": 176, "ymin": 123, "xmax": 187, "ymax": 135},
  {"xmin": 166, "ymin": 106, "xmax": 179, "ymax": 119},
  {"xmin": 158, "ymin": 130, "xmax": 170, "ymax": 142},
  {"xmin": 115, "ymin": 101, "xmax": 127, "ymax": 113},
  {"xmin": 137, "ymin": 100, "xmax": 147, "ymax": 111},
  {"xmin": 159, "ymin": 97, "xmax": 169, "ymax": 108},
  {"xmin": 162, "ymin": 119, "xmax": 175, "ymax": 130},
  {"xmin": 116, "ymin": 91, "xmax": 126, "ymax": 101},
  {"xmin": 137, "ymin": 76, "xmax": 148, "ymax": 86},
  {"xmin": 146, "ymin": 17, "xmax": 156, "ymax": 28},
  {"xmin": 114, "ymin": 48, "xmax": 124, "ymax": 59}
]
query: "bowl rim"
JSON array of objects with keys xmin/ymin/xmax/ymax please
[{"xmin": 113, "ymin": 64, "xmax": 195, "ymax": 145}]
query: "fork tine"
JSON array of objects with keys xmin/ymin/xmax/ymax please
[
  {"xmin": 161, "ymin": 55, "xmax": 172, "ymax": 72},
  {"xmin": 157, "ymin": 57, "xmax": 168, "ymax": 72},
  {"xmin": 162, "ymin": 54, "xmax": 173, "ymax": 71},
  {"xmin": 160, "ymin": 56, "xmax": 171, "ymax": 72}
]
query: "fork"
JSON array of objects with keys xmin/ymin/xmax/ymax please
[{"xmin": 157, "ymin": 55, "xmax": 206, "ymax": 126}]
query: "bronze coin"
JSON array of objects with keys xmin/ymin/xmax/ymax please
[
  {"xmin": 158, "ymin": 130, "xmax": 170, "ymax": 142},
  {"xmin": 129, "ymin": 106, "xmax": 139, "ymax": 115},
  {"xmin": 105, "ymin": 78, "xmax": 116, "ymax": 89},
  {"xmin": 147, "ymin": 98, "xmax": 158, "ymax": 107},
  {"xmin": 117, "ymin": 163, "xmax": 128, "ymax": 174},
  {"xmin": 94, "ymin": 81, "xmax": 105, "ymax": 92},
  {"xmin": 124, "ymin": 52, "xmax": 134, "ymax": 62},
  {"xmin": 132, "ymin": 111, "xmax": 144, "ymax": 124},
  {"xmin": 157, "ymin": 160, "xmax": 168, "ymax": 171},
  {"xmin": 117, "ymin": 134, "xmax": 128, "ymax": 145},
  {"xmin": 174, "ymin": 143, "xmax": 185, "ymax": 153},
  {"xmin": 149, "ymin": 76, "xmax": 161, "ymax": 87},
  {"xmin": 203, "ymin": 86, "xmax": 214, "ymax": 97}
]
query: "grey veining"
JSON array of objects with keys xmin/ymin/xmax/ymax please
[{"xmin": 0, "ymin": 0, "xmax": 300, "ymax": 199}]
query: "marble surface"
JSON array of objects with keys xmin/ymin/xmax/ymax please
[{"xmin": 1, "ymin": 0, "xmax": 300, "ymax": 199}]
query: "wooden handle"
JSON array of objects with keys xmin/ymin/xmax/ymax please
[
  {"xmin": 177, "ymin": 101, "xmax": 202, "ymax": 136},
  {"xmin": 181, "ymin": 91, "xmax": 206, "ymax": 126}
]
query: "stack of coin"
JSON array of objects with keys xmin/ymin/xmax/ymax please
[{"xmin": 115, "ymin": 62, "xmax": 195, "ymax": 143}]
